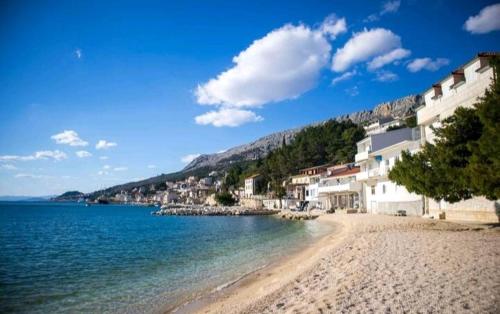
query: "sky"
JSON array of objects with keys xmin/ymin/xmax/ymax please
[{"xmin": 1, "ymin": 0, "xmax": 499, "ymax": 196}]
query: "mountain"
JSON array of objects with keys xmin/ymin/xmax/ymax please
[
  {"xmin": 183, "ymin": 94, "xmax": 422, "ymax": 172},
  {"xmin": 0, "ymin": 195, "xmax": 56, "ymax": 202},
  {"xmin": 52, "ymin": 191, "xmax": 85, "ymax": 202},
  {"xmin": 89, "ymin": 94, "xmax": 422, "ymax": 198}
]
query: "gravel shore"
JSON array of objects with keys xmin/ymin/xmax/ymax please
[{"xmin": 195, "ymin": 214, "xmax": 500, "ymax": 314}]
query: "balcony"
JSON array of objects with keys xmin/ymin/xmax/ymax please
[
  {"xmin": 418, "ymin": 69, "xmax": 493, "ymax": 125},
  {"xmin": 356, "ymin": 171, "xmax": 369, "ymax": 181},
  {"xmin": 355, "ymin": 151, "xmax": 369, "ymax": 162},
  {"xmin": 318, "ymin": 181, "xmax": 362, "ymax": 194}
]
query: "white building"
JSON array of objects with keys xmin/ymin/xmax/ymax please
[
  {"xmin": 161, "ymin": 190, "xmax": 179, "ymax": 204},
  {"xmin": 416, "ymin": 52, "xmax": 499, "ymax": 222},
  {"xmin": 289, "ymin": 165, "xmax": 328, "ymax": 201},
  {"xmin": 199, "ymin": 177, "xmax": 213, "ymax": 186},
  {"xmin": 244, "ymin": 174, "xmax": 262, "ymax": 198},
  {"xmin": 318, "ymin": 164, "xmax": 362, "ymax": 211},
  {"xmin": 356, "ymin": 127, "xmax": 423, "ymax": 216},
  {"xmin": 305, "ymin": 176, "xmax": 321, "ymax": 208},
  {"xmin": 364, "ymin": 117, "xmax": 404, "ymax": 135}
]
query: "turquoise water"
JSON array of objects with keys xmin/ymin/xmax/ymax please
[{"xmin": 0, "ymin": 202, "xmax": 330, "ymax": 313}]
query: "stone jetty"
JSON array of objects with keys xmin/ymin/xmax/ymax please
[
  {"xmin": 152, "ymin": 204, "xmax": 280, "ymax": 216},
  {"xmin": 278, "ymin": 211, "xmax": 319, "ymax": 220}
]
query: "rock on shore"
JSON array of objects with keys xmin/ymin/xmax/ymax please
[{"xmin": 152, "ymin": 205, "xmax": 279, "ymax": 216}]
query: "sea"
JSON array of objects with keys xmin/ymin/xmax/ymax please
[{"xmin": 0, "ymin": 201, "xmax": 331, "ymax": 313}]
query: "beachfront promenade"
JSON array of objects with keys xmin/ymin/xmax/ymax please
[{"xmin": 195, "ymin": 213, "xmax": 499, "ymax": 313}]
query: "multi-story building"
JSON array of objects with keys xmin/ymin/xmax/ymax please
[
  {"xmin": 355, "ymin": 127, "xmax": 423, "ymax": 216},
  {"xmin": 416, "ymin": 52, "xmax": 499, "ymax": 222},
  {"xmin": 244, "ymin": 174, "xmax": 263, "ymax": 198},
  {"xmin": 289, "ymin": 165, "xmax": 328, "ymax": 201},
  {"xmin": 318, "ymin": 164, "xmax": 362, "ymax": 211},
  {"xmin": 364, "ymin": 117, "xmax": 404, "ymax": 135},
  {"xmin": 199, "ymin": 177, "xmax": 213, "ymax": 186}
]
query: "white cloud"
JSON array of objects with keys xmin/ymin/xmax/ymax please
[
  {"xmin": 99, "ymin": 156, "xmax": 109, "ymax": 160},
  {"xmin": 75, "ymin": 48, "xmax": 82, "ymax": 59},
  {"xmin": 464, "ymin": 4, "xmax": 500, "ymax": 34},
  {"xmin": 35, "ymin": 151, "xmax": 67, "ymax": 161},
  {"xmin": 147, "ymin": 165, "xmax": 156, "ymax": 169},
  {"xmin": 381, "ymin": 0, "xmax": 401, "ymax": 15},
  {"xmin": 97, "ymin": 170, "xmax": 109, "ymax": 176},
  {"xmin": 15, "ymin": 173, "xmax": 51, "ymax": 179},
  {"xmin": 375, "ymin": 70, "xmax": 398, "ymax": 82},
  {"xmin": 0, "ymin": 150, "xmax": 67, "ymax": 162},
  {"xmin": 75, "ymin": 150, "xmax": 92, "ymax": 158},
  {"xmin": 96, "ymin": 140, "xmax": 117, "ymax": 150},
  {"xmin": 345, "ymin": 86, "xmax": 359, "ymax": 96},
  {"xmin": 407, "ymin": 58, "xmax": 450, "ymax": 72},
  {"xmin": 195, "ymin": 108, "xmax": 263, "ymax": 127},
  {"xmin": 196, "ymin": 24, "xmax": 332, "ymax": 108},
  {"xmin": 113, "ymin": 167, "xmax": 128, "ymax": 171},
  {"xmin": 51, "ymin": 130, "xmax": 88, "ymax": 146},
  {"xmin": 364, "ymin": 14, "xmax": 379, "ymax": 23},
  {"xmin": 331, "ymin": 70, "xmax": 357, "ymax": 85},
  {"xmin": 1, "ymin": 164, "xmax": 17, "ymax": 170},
  {"xmin": 332, "ymin": 28, "xmax": 402, "ymax": 72},
  {"xmin": 320, "ymin": 14, "xmax": 347, "ymax": 39},
  {"xmin": 103, "ymin": 165, "xmax": 111, "ymax": 170},
  {"xmin": 367, "ymin": 48, "xmax": 411, "ymax": 70},
  {"xmin": 181, "ymin": 153, "xmax": 201, "ymax": 164},
  {"xmin": 364, "ymin": 0, "xmax": 401, "ymax": 22}
]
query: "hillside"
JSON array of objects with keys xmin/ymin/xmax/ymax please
[
  {"xmin": 88, "ymin": 94, "xmax": 422, "ymax": 198},
  {"xmin": 184, "ymin": 94, "xmax": 422, "ymax": 171},
  {"xmin": 52, "ymin": 191, "xmax": 85, "ymax": 202}
]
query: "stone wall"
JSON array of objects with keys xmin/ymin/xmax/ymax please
[
  {"xmin": 428, "ymin": 197, "xmax": 499, "ymax": 223},
  {"xmin": 240, "ymin": 197, "xmax": 264, "ymax": 210},
  {"xmin": 376, "ymin": 200, "xmax": 424, "ymax": 216}
]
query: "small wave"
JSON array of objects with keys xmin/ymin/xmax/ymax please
[{"xmin": 212, "ymin": 264, "xmax": 269, "ymax": 292}]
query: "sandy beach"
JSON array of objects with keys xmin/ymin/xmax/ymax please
[{"xmin": 193, "ymin": 214, "xmax": 500, "ymax": 314}]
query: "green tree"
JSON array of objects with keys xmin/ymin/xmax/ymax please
[
  {"xmin": 215, "ymin": 192, "xmax": 236, "ymax": 206},
  {"xmin": 467, "ymin": 57, "xmax": 500, "ymax": 200},
  {"xmin": 405, "ymin": 116, "xmax": 417, "ymax": 128}
]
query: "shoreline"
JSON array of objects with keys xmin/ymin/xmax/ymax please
[
  {"xmin": 181, "ymin": 214, "xmax": 499, "ymax": 314},
  {"xmin": 167, "ymin": 213, "xmax": 344, "ymax": 314}
]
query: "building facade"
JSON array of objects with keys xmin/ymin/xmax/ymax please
[
  {"xmin": 416, "ymin": 52, "xmax": 499, "ymax": 222},
  {"xmin": 244, "ymin": 174, "xmax": 263, "ymax": 198},
  {"xmin": 355, "ymin": 127, "xmax": 423, "ymax": 216},
  {"xmin": 318, "ymin": 164, "xmax": 362, "ymax": 211}
]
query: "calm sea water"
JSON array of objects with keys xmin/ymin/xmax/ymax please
[{"xmin": 0, "ymin": 202, "xmax": 330, "ymax": 313}]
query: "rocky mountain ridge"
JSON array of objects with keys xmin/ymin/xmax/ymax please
[
  {"xmin": 87, "ymin": 94, "xmax": 422, "ymax": 198},
  {"xmin": 183, "ymin": 94, "xmax": 422, "ymax": 172}
]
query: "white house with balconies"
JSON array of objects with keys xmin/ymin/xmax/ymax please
[
  {"xmin": 318, "ymin": 164, "xmax": 362, "ymax": 212},
  {"xmin": 416, "ymin": 52, "xmax": 499, "ymax": 223},
  {"xmin": 356, "ymin": 127, "xmax": 423, "ymax": 216}
]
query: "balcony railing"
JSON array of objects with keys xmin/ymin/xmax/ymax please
[
  {"xmin": 355, "ymin": 150, "xmax": 369, "ymax": 162},
  {"xmin": 356, "ymin": 171, "xmax": 369, "ymax": 181}
]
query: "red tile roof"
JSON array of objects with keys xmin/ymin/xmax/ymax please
[{"xmin": 328, "ymin": 166, "xmax": 360, "ymax": 178}]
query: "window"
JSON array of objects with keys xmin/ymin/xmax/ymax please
[
  {"xmin": 385, "ymin": 159, "xmax": 390, "ymax": 166},
  {"xmin": 382, "ymin": 184, "xmax": 386, "ymax": 194},
  {"xmin": 371, "ymin": 186, "xmax": 375, "ymax": 195}
]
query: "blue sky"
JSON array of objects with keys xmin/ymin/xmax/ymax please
[{"xmin": 1, "ymin": 0, "xmax": 499, "ymax": 196}]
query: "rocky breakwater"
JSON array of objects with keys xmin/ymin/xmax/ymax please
[
  {"xmin": 152, "ymin": 204, "xmax": 280, "ymax": 216},
  {"xmin": 278, "ymin": 211, "xmax": 319, "ymax": 220}
]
